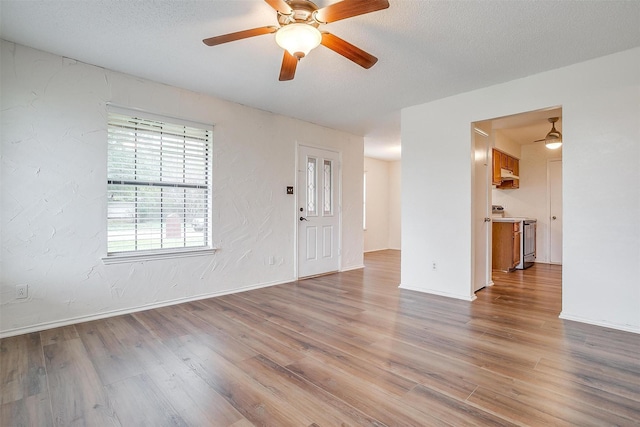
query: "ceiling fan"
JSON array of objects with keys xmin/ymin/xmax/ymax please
[
  {"xmin": 202, "ymin": 0, "xmax": 390, "ymax": 81},
  {"xmin": 534, "ymin": 117, "xmax": 563, "ymax": 149}
]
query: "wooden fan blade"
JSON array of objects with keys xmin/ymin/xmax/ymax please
[
  {"xmin": 264, "ymin": 0, "xmax": 293, "ymax": 15},
  {"xmin": 203, "ymin": 26, "xmax": 278, "ymax": 46},
  {"xmin": 315, "ymin": 0, "xmax": 389, "ymax": 24},
  {"xmin": 279, "ymin": 50, "xmax": 298, "ymax": 81},
  {"xmin": 321, "ymin": 32, "xmax": 378, "ymax": 69}
]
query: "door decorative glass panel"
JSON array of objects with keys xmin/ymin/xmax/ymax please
[
  {"xmin": 307, "ymin": 157, "xmax": 317, "ymax": 216},
  {"xmin": 323, "ymin": 160, "xmax": 333, "ymax": 215}
]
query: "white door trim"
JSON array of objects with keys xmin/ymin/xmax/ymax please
[
  {"xmin": 472, "ymin": 127, "xmax": 491, "ymax": 295},
  {"xmin": 547, "ymin": 159, "xmax": 563, "ymax": 265}
]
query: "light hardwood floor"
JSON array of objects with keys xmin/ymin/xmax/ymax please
[{"xmin": 1, "ymin": 250, "xmax": 639, "ymax": 426}]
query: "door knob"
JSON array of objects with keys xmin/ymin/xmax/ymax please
[
  {"xmin": 552, "ymin": 216, "xmax": 557, "ymax": 220},
  {"xmin": 300, "ymin": 216, "xmax": 308, "ymax": 221},
  {"xmin": 484, "ymin": 217, "xmax": 491, "ymax": 222}
]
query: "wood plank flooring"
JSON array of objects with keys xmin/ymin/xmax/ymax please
[{"xmin": 2, "ymin": 250, "xmax": 639, "ymax": 426}]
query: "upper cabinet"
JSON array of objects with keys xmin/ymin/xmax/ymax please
[
  {"xmin": 492, "ymin": 149, "xmax": 502, "ymax": 185},
  {"xmin": 492, "ymin": 148, "xmax": 519, "ymax": 189}
]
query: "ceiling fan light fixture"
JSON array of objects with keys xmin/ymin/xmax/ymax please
[
  {"xmin": 545, "ymin": 139, "xmax": 562, "ymax": 150},
  {"xmin": 275, "ymin": 23, "xmax": 321, "ymax": 59},
  {"xmin": 544, "ymin": 117, "xmax": 563, "ymax": 150}
]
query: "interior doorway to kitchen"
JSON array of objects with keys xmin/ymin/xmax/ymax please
[{"xmin": 472, "ymin": 107, "xmax": 563, "ymax": 295}]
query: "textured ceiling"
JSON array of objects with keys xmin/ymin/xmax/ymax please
[{"xmin": 1, "ymin": 0, "xmax": 639, "ymax": 160}]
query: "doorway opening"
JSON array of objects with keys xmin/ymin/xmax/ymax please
[{"xmin": 472, "ymin": 107, "xmax": 563, "ymax": 296}]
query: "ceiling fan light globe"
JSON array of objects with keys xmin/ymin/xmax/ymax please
[
  {"xmin": 545, "ymin": 140, "xmax": 562, "ymax": 149},
  {"xmin": 276, "ymin": 24, "xmax": 321, "ymax": 58}
]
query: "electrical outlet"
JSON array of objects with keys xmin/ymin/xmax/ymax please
[
  {"xmin": 16, "ymin": 284, "xmax": 28, "ymax": 299},
  {"xmin": 432, "ymin": 262, "xmax": 437, "ymax": 271}
]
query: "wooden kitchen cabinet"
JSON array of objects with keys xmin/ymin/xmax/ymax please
[
  {"xmin": 500, "ymin": 160, "xmax": 520, "ymax": 189},
  {"xmin": 492, "ymin": 221, "xmax": 521, "ymax": 272},
  {"xmin": 501, "ymin": 152, "xmax": 509, "ymax": 169},
  {"xmin": 492, "ymin": 148, "xmax": 520, "ymax": 189},
  {"xmin": 492, "ymin": 150, "xmax": 503, "ymax": 185},
  {"xmin": 512, "ymin": 222, "xmax": 521, "ymax": 267}
]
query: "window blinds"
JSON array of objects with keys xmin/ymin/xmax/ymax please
[{"xmin": 107, "ymin": 110, "xmax": 212, "ymax": 254}]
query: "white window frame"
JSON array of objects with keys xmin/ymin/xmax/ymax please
[{"xmin": 103, "ymin": 106, "xmax": 215, "ymax": 264}]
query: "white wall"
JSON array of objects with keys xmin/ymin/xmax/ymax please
[
  {"xmin": 364, "ymin": 158, "xmax": 401, "ymax": 252},
  {"xmin": 402, "ymin": 48, "xmax": 640, "ymax": 333},
  {"xmin": 493, "ymin": 130, "xmax": 522, "ymax": 159},
  {"xmin": 492, "ymin": 144, "xmax": 562, "ymax": 264},
  {"xmin": 0, "ymin": 41, "xmax": 364, "ymax": 337},
  {"xmin": 388, "ymin": 160, "xmax": 401, "ymax": 250},
  {"xmin": 364, "ymin": 157, "xmax": 389, "ymax": 252}
]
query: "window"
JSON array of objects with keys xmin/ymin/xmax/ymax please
[{"xmin": 106, "ymin": 107, "xmax": 212, "ymax": 258}]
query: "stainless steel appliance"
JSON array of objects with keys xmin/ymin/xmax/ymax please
[{"xmin": 517, "ymin": 219, "xmax": 536, "ymax": 269}]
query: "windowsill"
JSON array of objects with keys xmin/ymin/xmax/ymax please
[{"xmin": 102, "ymin": 247, "xmax": 217, "ymax": 265}]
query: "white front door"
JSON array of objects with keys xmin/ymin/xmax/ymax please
[
  {"xmin": 297, "ymin": 146, "xmax": 340, "ymax": 278},
  {"xmin": 473, "ymin": 129, "xmax": 491, "ymax": 292},
  {"xmin": 548, "ymin": 160, "xmax": 563, "ymax": 264}
]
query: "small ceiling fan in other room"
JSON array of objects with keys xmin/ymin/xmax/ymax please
[
  {"xmin": 534, "ymin": 117, "xmax": 563, "ymax": 150},
  {"xmin": 202, "ymin": 0, "xmax": 390, "ymax": 81}
]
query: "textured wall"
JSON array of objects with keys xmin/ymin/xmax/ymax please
[{"xmin": 0, "ymin": 41, "xmax": 364, "ymax": 336}]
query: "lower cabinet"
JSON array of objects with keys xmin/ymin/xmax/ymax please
[{"xmin": 492, "ymin": 221, "xmax": 521, "ymax": 271}]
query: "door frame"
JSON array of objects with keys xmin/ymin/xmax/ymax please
[
  {"xmin": 295, "ymin": 143, "xmax": 343, "ymax": 279},
  {"xmin": 471, "ymin": 126, "xmax": 493, "ymax": 295},
  {"xmin": 547, "ymin": 158, "xmax": 563, "ymax": 265}
]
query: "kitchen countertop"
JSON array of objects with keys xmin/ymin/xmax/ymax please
[{"xmin": 493, "ymin": 217, "xmax": 537, "ymax": 222}]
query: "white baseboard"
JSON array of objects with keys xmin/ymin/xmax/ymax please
[
  {"xmin": 0, "ymin": 278, "xmax": 293, "ymax": 339},
  {"xmin": 398, "ymin": 283, "xmax": 476, "ymax": 301},
  {"xmin": 341, "ymin": 264, "xmax": 365, "ymax": 272},
  {"xmin": 559, "ymin": 312, "xmax": 640, "ymax": 334}
]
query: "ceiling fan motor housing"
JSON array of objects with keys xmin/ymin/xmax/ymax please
[{"xmin": 278, "ymin": 0, "xmax": 320, "ymax": 27}]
